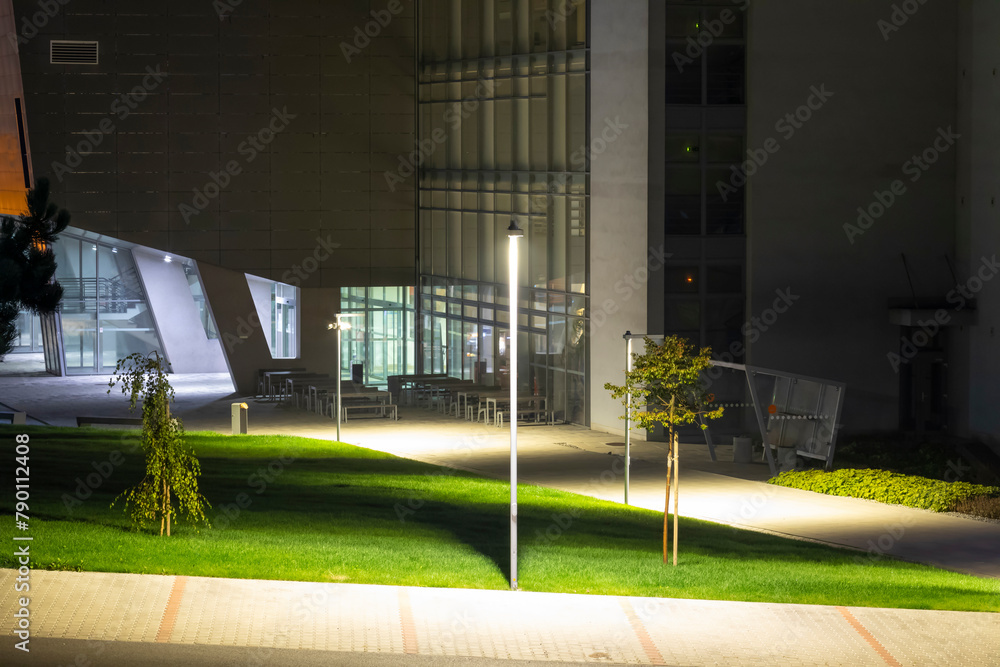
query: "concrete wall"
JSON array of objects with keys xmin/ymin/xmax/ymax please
[
  {"xmin": 245, "ymin": 273, "xmax": 274, "ymax": 350},
  {"xmin": 13, "ymin": 0, "xmax": 416, "ymax": 288},
  {"xmin": 746, "ymin": 1, "xmax": 958, "ymax": 433},
  {"xmin": 955, "ymin": 0, "xmax": 1000, "ymax": 447},
  {"xmin": 198, "ymin": 261, "xmax": 273, "ymax": 395},
  {"xmin": 201, "ymin": 260, "xmax": 341, "ymax": 395},
  {"xmin": 589, "ymin": 0, "xmax": 649, "ymax": 436},
  {"xmin": 298, "ymin": 286, "xmax": 340, "ymax": 381},
  {"xmin": 131, "ymin": 246, "xmax": 228, "ymax": 373}
]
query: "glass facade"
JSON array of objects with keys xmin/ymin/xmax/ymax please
[
  {"xmin": 417, "ymin": 0, "xmax": 590, "ymax": 424},
  {"xmin": 340, "ymin": 286, "xmax": 417, "ymax": 386},
  {"xmin": 270, "ymin": 282, "xmax": 297, "ymax": 359},
  {"xmin": 10, "ymin": 310, "xmax": 42, "ymax": 352},
  {"xmin": 664, "ymin": 1, "xmax": 747, "ymax": 357},
  {"xmin": 54, "ymin": 233, "xmax": 165, "ymax": 374},
  {"xmin": 184, "ymin": 264, "xmax": 217, "ymax": 340}
]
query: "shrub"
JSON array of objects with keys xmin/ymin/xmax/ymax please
[{"xmin": 767, "ymin": 468, "xmax": 1000, "ymax": 513}]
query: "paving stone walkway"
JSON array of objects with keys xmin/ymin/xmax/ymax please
[
  {"xmin": 2, "ymin": 569, "xmax": 998, "ymax": 666},
  {"xmin": 2, "ymin": 373, "xmax": 999, "ymax": 665}
]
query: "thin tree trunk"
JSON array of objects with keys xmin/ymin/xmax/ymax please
[
  {"xmin": 663, "ymin": 397, "xmax": 675, "ymax": 563},
  {"xmin": 162, "ymin": 477, "xmax": 169, "ymax": 537},
  {"xmin": 663, "ymin": 436, "xmax": 671, "ymax": 563},
  {"xmin": 672, "ymin": 431, "xmax": 679, "ymax": 566},
  {"xmin": 163, "ymin": 396, "xmax": 171, "ymax": 537}
]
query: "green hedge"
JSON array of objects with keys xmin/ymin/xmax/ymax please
[{"xmin": 767, "ymin": 468, "xmax": 1000, "ymax": 512}]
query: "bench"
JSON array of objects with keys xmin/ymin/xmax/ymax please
[
  {"xmin": 495, "ymin": 408, "xmax": 554, "ymax": 427},
  {"xmin": 76, "ymin": 416, "xmax": 143, "ymax": 427},
  {"xmin": 340, "ymin": 402, "xmax": 398, "ymax": 421}
]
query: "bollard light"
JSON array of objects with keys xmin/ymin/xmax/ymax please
[{"xmin": 231, "ymin": 402, "xmax": 248, "ymax": 435}]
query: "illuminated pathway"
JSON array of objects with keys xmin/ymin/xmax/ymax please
[
  {"xmin": 1, "ymin": 370, "xmax": 998, "ymax": 577},
  {"xmin": 2, "ymin": 568, "xmax": 998, "ymax": 666},
  {"xmin": 185, "ymin": 400, "xmax": 1000, "ymax": 580},
  {"xmin": 2, "ymin": 379, "xmax": 1000, "ymax": 665}
]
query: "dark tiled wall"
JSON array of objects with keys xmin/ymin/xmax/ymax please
[{"xmin": 14, "ymin": 0, "xmax": 416, "ymax": 287}]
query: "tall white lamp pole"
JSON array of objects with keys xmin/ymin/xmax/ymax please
[
  {"xmin": 507, "ymin": 218, "xmax": 523, "ymax": 591},
  {"xmin": 624, "ymin": 331, "xmax": 632, "ymax": 505}
]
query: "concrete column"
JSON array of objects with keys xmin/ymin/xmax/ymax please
[
  {"xmin": 955, "ymin": 0, "xmax": 1000, "ymax": 449},
  {"xmin": 589, "ymin": 0, "xmax": 650, "ymax": 436}
]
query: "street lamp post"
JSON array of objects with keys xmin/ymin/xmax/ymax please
[
  {"xmin": 507, "ymin": 218, "xmax": 523, "ymax": 591},
  {"xmin": 621, "ymin": 331, "xmax": 660, "ymax": 505},
  {"xmin": 328, "ymin": 313, "xmax": 362, "ymax": 442},
  {"xmin": 623, "ymin": 331, "xmax": 632, "ymax": 505}
]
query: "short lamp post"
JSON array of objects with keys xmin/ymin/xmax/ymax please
[
  {"xmin": 507, "ymin": 218, "xmax": 523, "ymax": 591},
  {"xmin": 328, "ymin": 313, "xmax": 362, "ymax": 442}
]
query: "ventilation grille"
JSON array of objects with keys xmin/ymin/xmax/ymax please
[{"xmin": 50, "ymin": 40, "xmax": 99, "ymax": 65}]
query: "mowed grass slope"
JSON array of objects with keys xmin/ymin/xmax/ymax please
[{"xmin": 1, "ymin": 426, "xmax": 997, "ymax": 611}]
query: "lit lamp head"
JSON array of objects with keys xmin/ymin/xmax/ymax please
[
  {"xmin": 507, "ymin": 219, "xmax": 524, "ymax": 238},
  {"xmin": 330, "ymin": 313, "xmax": 362, "ymax": 330}
]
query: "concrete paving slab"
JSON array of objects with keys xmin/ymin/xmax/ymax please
[{"xmin": 2, "ymin": 569, "xmax": 998, "ymax": 666}]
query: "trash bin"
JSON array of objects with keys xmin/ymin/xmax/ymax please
[
  {"xmin": 732, "ymin": 436, "xmax": 752, "ymax": 464},
  {"xmin": 231, "ymin": 402, "xmax": 248, "ymax": 435},
  {"xmin": 351, "ymin": 363, "xmax": 363, "ymax": 384}
]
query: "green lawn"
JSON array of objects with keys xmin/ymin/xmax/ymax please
[{"xmin": 2, "ymin": 426, "xmax": 997, "ymax": 611}]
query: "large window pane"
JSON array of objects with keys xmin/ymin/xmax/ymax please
[
  {"xmin": 666, "ymin": 51, "xmax": 701, "ymax": 104},
  {"xmin": 666, "ymin": 166, "xmax": 701, "ymax": 235},
  {"xmin": 707, "ymin": 45, "xmax": 745, "ymax": 105}
]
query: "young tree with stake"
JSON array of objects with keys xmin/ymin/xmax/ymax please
[
  {"xmin": 605, "ymin": 336, "xmax": 723, "ymax": 565},
  {"xmin": 108, "ymin": 352, "xmax": 210, "ymax": 536}
]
